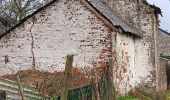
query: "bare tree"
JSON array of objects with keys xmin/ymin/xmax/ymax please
[{"xmin": 0, "ymin": 0, "xmax": 51, "ymax": 34}]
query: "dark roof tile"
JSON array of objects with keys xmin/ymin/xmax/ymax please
[{"xmin": 87, "ymin": 0, "xmax": 143, "ymax": 37}]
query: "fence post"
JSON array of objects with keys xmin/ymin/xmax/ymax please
[
  {"xmin": 107, "ymin": 58, "xmax": 115, "ymax": 100},
  {"xmin": 94, "ymin": 69, "xmax": 100, "ymax": 100},
  {"xmin": 61, "ymin": 54, "xmax": 73, "ymax": 100},
  {"xmin": 17, "ymin": 76, "xmax": 25, "ymax": 100}
]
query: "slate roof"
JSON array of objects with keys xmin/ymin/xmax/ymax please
[
  {"xmin": 0, "ymin": 0, "xmax": 161, "ymax": 38},
  {"xmin": 86, "ymin": 0, "xmax": 143, "ymax": 37}
]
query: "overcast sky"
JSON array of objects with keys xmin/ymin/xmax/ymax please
[{"xmin": 147, "ymin": 0, "xmax": 170, "ymax": 32}]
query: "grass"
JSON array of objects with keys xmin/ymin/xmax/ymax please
[
  {"xmin": 116, "ymin": 95, "xmax": 139, "ymax": 100},
  {"xmin": 166, "ymin": 90, "xmax": 170, "ymax": 100},
  {"xmin": 117, "ymin": 90, "xmax": 170, "ymax": 100}
]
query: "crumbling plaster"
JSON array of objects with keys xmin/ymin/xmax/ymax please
[
  {"xmin": 0, "ymin": 0, "xmax": 162, "ymax": 94},
  {"xmin": 0, "ymin": 0, "xmax": 113, "ymax": 74},
  {"xmin": 100, "ymin": 0, "xmax": 159, "ymax": 91}
]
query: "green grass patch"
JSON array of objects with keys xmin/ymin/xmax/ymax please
[
  {"xmin": 116, "ymin": 90, "xmax": 170, "ymax": 100},
  {"xmin": 116, "ymin": 95, "xmax": 139, "ymax": 100}
]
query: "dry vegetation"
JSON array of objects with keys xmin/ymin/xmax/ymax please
[{"xmin": 1, "ymin": 67, "xmax": 104, "ymax": 98}]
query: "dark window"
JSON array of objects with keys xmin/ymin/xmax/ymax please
[{"xmin": 4, "ymin": 55, "xmax": 9, "ymax": 64}]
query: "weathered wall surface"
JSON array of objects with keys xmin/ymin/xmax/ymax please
[
  {"xmin": 0, "ymin": 26, "xmax": 32, "ymax": 75},
  {"xmin": 0, "ymin": 0, "xmax": 161, "ymax": 94},
  {"xmin": 101, "ymin": 0, "xmax": 158, "ymax": 90},
  {"xmin": 0, "ymin": 22, "xmax": 6, "ymax": 34},
  {"xmin": 0, "ymin": 0, "xmax": 113, "ymax": 74},
  {"xmin": 158, "ymin": 29, "xmax": 170, "ymax": 54},
  {"xmin": 167, "ymin": 61, "xmax": 170, "ymax": 88},
  {"xmin": 157, "ymin": 58, "xmax": 168, "ymax": 91},
  {"xmin": 114, "ymin": 33, "xmax": 135, "ymax": 94},
  {"xmin": 157, "ymin": 29, "xmax": 170, "ymax": 90}
]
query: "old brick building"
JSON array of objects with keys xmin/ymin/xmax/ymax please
[
  {"xmin": 158, "ymin": 28, "xmax": 170, "ymax": 90},
  {"xmin": 0, "ymin": 0, "xmax": 164, "ymax": 94},
  {"xmin": 158, "ymin": 28, "xmax": 170, "ymax": 54}
]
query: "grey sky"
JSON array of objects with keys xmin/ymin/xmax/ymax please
[{"xmin": 147, "ymin": 0, "xmax": 170, "ymax": 32}]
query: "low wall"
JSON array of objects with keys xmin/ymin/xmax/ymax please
[
  {"xmin": 167, "ymin": 60, "xmax": 170, "ymax": 89},
  {"xmin": 157, "ymin": 58, "xmax": 169, "ymax": 91}
]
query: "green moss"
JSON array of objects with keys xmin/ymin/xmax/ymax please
[{"xmin": 160, "ymin": 52, "xmax": 170, "ymax": 59}]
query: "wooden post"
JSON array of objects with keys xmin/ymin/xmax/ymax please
[
  {"xmin": 94, "ymin": 69, "xmax": 100, "ymax": 100},
  {"xmin": 61, "ymin": 54, "xmax": 73, "ymax": 100},
  {"xmin": 17, "ymin": 76, "xmax": 25, "ymax": 100},
  {"xmin": 107, "ymin": 58, "xmax": 115, "ymax": 100},
  {"xmin": 95, "ymin": 77, "xmax": 100, "ymax": 100}
]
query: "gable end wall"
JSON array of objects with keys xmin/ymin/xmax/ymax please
[{"xmin": 0, "ymin": 0, "xmax": 114, "ymax": 74}]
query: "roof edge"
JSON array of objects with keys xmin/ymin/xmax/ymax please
[
  {"xmin": 143, "ymin": 0, "xmax": 162, "ymax": 16},
  {"xmin": 159, "ymin": 28, "xmax": 170, "ymax": 36},
  {"xmin": 0, "ymin": 0, "xmax": 142, "ymax": 39},
  {"xmin": 82, "ymin": 0, "xmax": 142, "ymax": 37},
  {"xmin": 80, "ymin": 0, "xmax": 117, "ymax": 31},
  {"xmin": 0, "ymin": 0, "xmax": 57, "ymax": 39}
]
